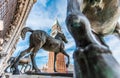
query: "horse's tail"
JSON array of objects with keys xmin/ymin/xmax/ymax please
[{"xmin": 21, "ymin": 27, "xmax": 34, "ymax": 40}]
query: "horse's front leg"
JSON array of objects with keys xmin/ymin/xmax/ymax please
[
  {"xmin": 54, "ymin": 52, "xmax": 57, "ymax": 72},
  {"xmin": 61, "ymin": 50, "xmax": 70, "ymax": 68}
]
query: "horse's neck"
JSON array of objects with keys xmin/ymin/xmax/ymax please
[
  {"xmin": 55, "ymin": 36, "xmax": 62, "ymax": 41},
  {"xmin": 67, "ymin": 0, "xmax": 81, "ymax": 15},
  {"xmin": 54, "ymin": 34, "xmax": 62, "ymax": 41}
]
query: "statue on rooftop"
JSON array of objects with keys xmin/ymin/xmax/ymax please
[{"xmin": 11, "ymin": 27, "xmax": 69, "ymax": 74}]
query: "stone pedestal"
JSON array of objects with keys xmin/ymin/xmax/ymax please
[
  {"xmin": 8, "ymin": 75, "xmax": 72, "ymax": 78},
  {"xmin": 4, "ymin": 72, "xmax": 73, "ymax": 78},
  {"xmin": 73, "ymin": 44, "xmax": 120, "ymax": 78}
]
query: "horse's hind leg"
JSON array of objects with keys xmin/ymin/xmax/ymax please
[
  {"xmin": 12, "ymin": 47, "xmax": 32, "ymax": 74},
  {"xmin": 30, "ymin": 46, "xmax": 41, "ymax": 72},
  {"xmin": 61, "ymin": 50, "xmax": 70, "ymax": 68},
  {"xmin": 13, "ymin": 47, "xmax": 32, "ymax": 66},
  {"xmin": 4, "ymin": 65, "xmax": 10, "ymax": 73}
]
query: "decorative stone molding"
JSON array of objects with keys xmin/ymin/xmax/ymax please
[
  {"xmin": 0, "ymin": 52, "xmax": 7, "ymax": 59},
  {"xmin": 0, "ymin": 0, "xmax": 36, "ymax": 75}
]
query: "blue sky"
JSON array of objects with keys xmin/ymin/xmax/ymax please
[{"xmin": 13, "ymin": 0, "xmax": 120, "ymax": 68}]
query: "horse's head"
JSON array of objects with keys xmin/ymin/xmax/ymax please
[{"xmin": 55, "ymin": 32, "xmax": 68, "ymax": 43}]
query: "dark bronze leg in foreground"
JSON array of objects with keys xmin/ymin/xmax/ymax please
[
  {"xmin": 73, "ymin": 44, "xmax": 120, "ymax": 78},
  {"xmin": 66, "ymin": 0, "xmax": 120, "ymax": 78}
]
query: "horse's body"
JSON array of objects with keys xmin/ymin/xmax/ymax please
[
  {"xmin": 12, "ymin": 27, "xmax": 69, "ymax": 74},
  {"xmin": 31, "ymin": 30, "xmax": 64, "ymax": 52}
]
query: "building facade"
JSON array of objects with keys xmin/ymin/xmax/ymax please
[{"xmin": 0, "ymin": 0, "xmax": 36, "ymax": 75}]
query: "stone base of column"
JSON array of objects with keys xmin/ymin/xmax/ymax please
[{"xmin": 73, "ymin": 44, "xmax": 120, "ymax": 78}]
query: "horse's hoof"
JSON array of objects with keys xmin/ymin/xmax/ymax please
[{"xmin": 54, "ymin": 69, "xmax": 57, "ymax": 72}]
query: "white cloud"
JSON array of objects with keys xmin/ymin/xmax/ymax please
[
  {"xmin": 65, "ymin": 37, "xmax": 75, "ymax": 48},
  {"xmin": 104, "ymin": 35, "xmax": 120, "ymax": 64},
  {"xmin": 37, "ymin": 0, "xmax": 48, "ymax": 7},
  {"xmin": 26, "ymin": 9, "xmax": 54, "ymax": 30}
]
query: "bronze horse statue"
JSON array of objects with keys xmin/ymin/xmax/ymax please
[
  {"xmin": 12, "ymin": 27, "xmax": 69, "ymax": 74},
  {"xmin": 4, "ymin": 55, "xmax": 31, "ymax": 73}
]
